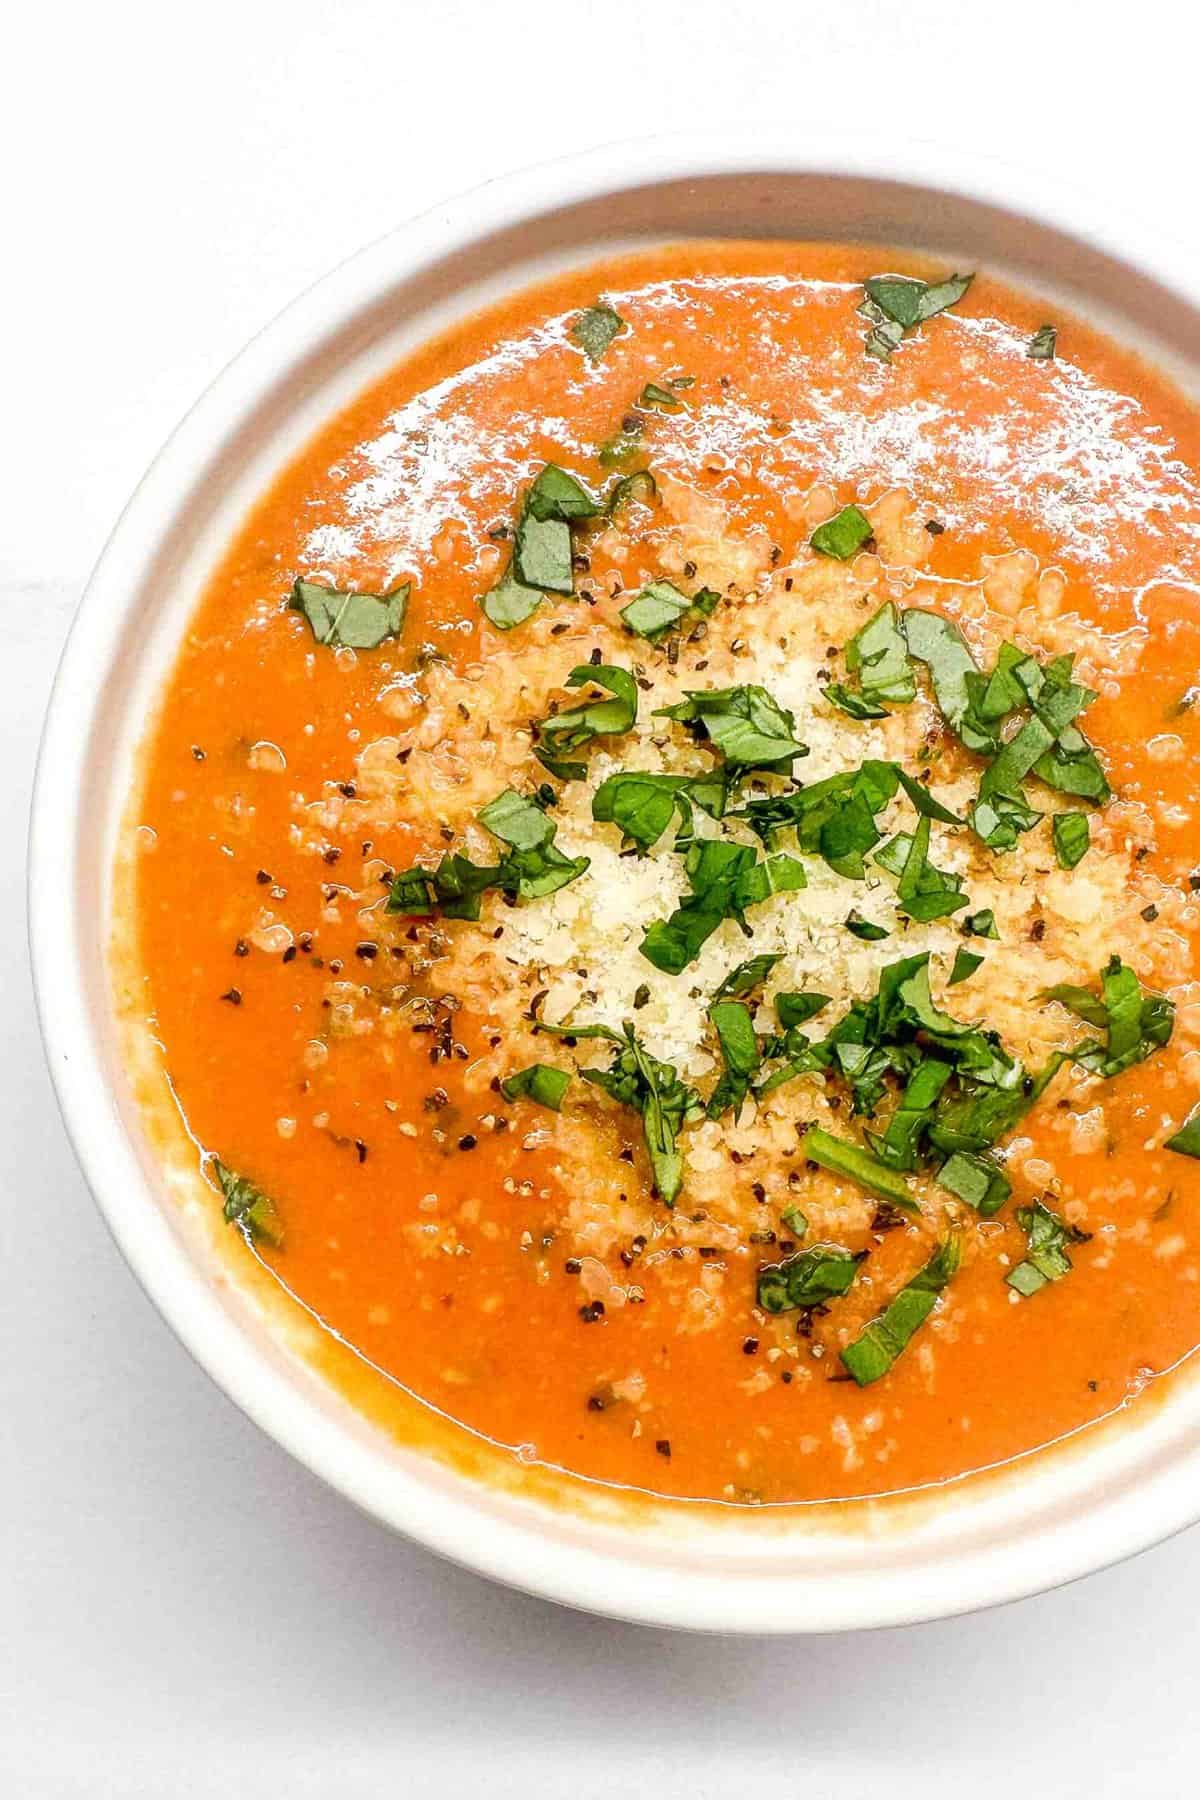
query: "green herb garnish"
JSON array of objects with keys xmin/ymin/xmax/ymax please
[
  {"xmin": 948, "ymin": 947, "xmax": 983, "ymax": 986},
  {"xmin": 846, "ymin": 912, "xmax": 889, "ymax": 941},
  {"xmin": 707, "ymin": 1000, "xmax": 763, "ymax": 1120},
  {"xmin": 874, "ymin": 817, "xmax": 969, "ymax": 923},
  {"xmin": 591, "ymin": 768, "xmax": 730, "ymax": 853},
  {"xmin": 810, "ymin": 504, "xmax": 873, "ymax": 561},
  {"xmin": 713, "ymin": 954, "xmax": 783, "ymax": 1000},
  {"xmin": 845, "ymin": 602, "xmax": 917, "ymax": 706},
  {"xmin": 481, "ymin": 464, "xmax": 601, "ymax": 629},
  {"xmin": 500, "ymin": 1064, "xmax": 571, "ymax": 1111},
  {"xmin": 1008, "ymin": 1199, "xmax": 1089, "ymax": 1296},
  {"xmin": 937, "ymin": 1149, "xmax": 1010, "ymax": 1216},
  {"xmin": 802, "ymin": 1126, "xmax": 915, "ymax": 1207},
  {"xmin": 639, "ymin": 381, "xmax": 682, "ymax": 410},
  {"xmin": 534, "ymin": 664, "xmax": 638, "ymax": 779},
  {"xmin": 289, "ymin": 578, "xmax": 409, "ymax": 650},
  {"xmin": 1027, "ymin": 325, "xmax": 1058, "ymax": 361},
  {"xmin": 214, "ymin": 1159, "xmax": 284, "ymax": 1249},
  {"xmin": 571, "ymin": 300, "xmax": 625, "ymax": 361},
  {"xmin": 1052, "ymin": 810, "xmax": 1090, "ymax": 869},
  {"xmin": 757, "ymin": 1244, "xmax": 860, "ymax": 1314},
  {"xmin": 1044, "ymin": 955, "xmax": 1174, "ymax": 1078},
  {"xmin": 656, "ymin": 684, "xmax": 808, "ymax": 771},
  {"xmin": 553, "ymin": 1021, "xmax": 703, "ymax": 1207},
  {"xmin": 1166, "ymin": 1104, "xmax": 1200, "ymax": 1158},
  {"xmin": 860, "ymin": 273, "xmax": 973, "ymax": 360},
  {"xmin": 639, "ymin": 839, "xmax": 806, "ymax": 974},
  {"xmin": 841, "ymin": 1237, "xmax": 961, "ymax": 1384},
  {"xmin": 388, "ymin": 789, "xmax": 588, "ymax": 917},
  {"xmin": 620, "ymin": 580, "xmax": 719, "ymax": 643}
]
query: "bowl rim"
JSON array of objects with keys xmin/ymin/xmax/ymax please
[{"xmin": 29, "ymin": 128, "xmax": 1200, "ymax": 1633}]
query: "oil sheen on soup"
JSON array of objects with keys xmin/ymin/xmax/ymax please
[{"xmin": 126, "ymin": 242, "xmax": 1200, "ymax": 1506}]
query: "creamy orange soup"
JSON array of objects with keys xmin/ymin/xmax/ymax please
[{"xmin": 124, "ymin": 242, "xmax": 1200, "ymax": 1506}]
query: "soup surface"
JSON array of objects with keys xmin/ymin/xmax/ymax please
[{"xmin": 125, "ymin": 242, "xmax": 1200, "ymax": 1506}]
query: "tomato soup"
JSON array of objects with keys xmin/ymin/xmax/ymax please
[{"xmin": 122, "ymin": 243, "xmax": 1200, "ymax": 1506}]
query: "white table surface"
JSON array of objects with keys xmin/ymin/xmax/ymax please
[{"xmin": 5, "ymin": 1, "xmax": 1199, "ymax": 1791}]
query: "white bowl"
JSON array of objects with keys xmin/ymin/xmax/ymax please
[{"xmin": 30, "ymin": 132, "xmax": 1200, "ymax": 1633}]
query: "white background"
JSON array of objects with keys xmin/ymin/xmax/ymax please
[{"xmin": 4, "ymin": 2, "xmax": 1199, "ymax": 1792}]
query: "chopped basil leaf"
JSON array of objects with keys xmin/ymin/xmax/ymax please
[
  {"xmin": 775, "ymin": 992, "xmax": 832, "ymax": 1030},
  {"xmin": 480, "ymin": 560, "xmax": 547, "ymax": 630},
  {"xmin": 780, "ymin": 1204, "xmax": 809, "ymax": 1239},
  {"xmin": 964, "ymin": 908, "xmax": 999, "ymax": 939},
  {"xmin": 620, "ymin": 580, "xmax": 719, "ymax": 643},
  {"xmin": 214, "ymin": 1159, "xmax": 284, "ymax": 1249},
  {"xmin": 571, "ymin": 300, "xmax": 626, "ymax": 362},
  {"xmin": 707, "ymin": 1000, "xmax": 763, "ymax": 1119},
  {"xmin": 534, "ymin": 664, "xmax": 638, "ymax": 778},
  {"xmin": 938, "ymin": 1149, "xmax": 1010, "ymax": 1216},
  {"xmin": 514, "ymin": 510, "xmax": 573, "ymax": 594},
  {"xmin": 875, "ymin": 817, "xmax": 969, "ymax": 922},
  {"xmin": 656, "ymin": 684, "xmax": 808, "ymax": 771},
  {"xmin": 639, "ymin": 381, "xmax": 682, "ymax": 409},
  {"xmin": 525, "ymin": 463, "xmax": 603, "ymax": 524},
  {"xmin": 713, "ymin": 954, "xmax": 783, "ymax": 1000},
  {"xmin": 1027, "ymin": 325, "xmax": 1057, "ymax": 361},
  {"xmin": 825, "ymin": 683, "xmax": 889, "ymax": 720},
  {"xmin": 860, "ymin": 273, "xmax": 973, "ymax": 359},
  {"xmin": 1166, "ymin": 1104, "xmax": 1200, "ymax": 1158},
  {"xmin": 902, "ymin": 611, "xmax": 994, "ymax": 753},
  {"xmin": 846, "ymin": 912, "xmax": 890, "ymax": 941},
  {"xmin": 969, "ymin": 789, "xmax": 1043, "ymax": 853},
  {"xmin": 639, "ymin": 841, "xmax": 805, "ymax": 974},
  {"xmin": 606, "ymin": 469, "xmax": 657, "ymax": 514},
  {"xmin": 802, "ymin": 1126, "xmax": 915, "ymax": 1207},
  {"xmin": 1052, "ymin": 810, "xmax": 1090, "ymax": 869},
  {"xmin": 290, "ymin": 578, "xmax": 409, "ymax": 650},
  {"xmin": 387, "ymin": 790, "xmax": 588, "ymax": 917},
  {"xmin": 1008, "ymin": 1199, "xmax": 1089, "ymax": 1296},
  {"xmin": 810, "ymin": 504, "xmax": 873, "ymax": 561},
  {"xmin": 841, "ymin": 1237, "xmax": 961, "ymax": 1384},
  {"xmin": 869, "ymin": 1058, "xmax": 952, "ymax": 1172},
  {"xmin": 732, "ymin": 760, "xmax": 898, "ymax": 878},
  {"xmin": 1055, "ymin": 956, "xmax": 1175, "ymax": 1079},
  {"xmin": 500, "ymin": 1063, "xmax": 571, "ymax": 1111},
  {"xmin": 845, "ymin": 602, "xmax": 916, "ymax": 705},
  {"xmin": 949, "ymin": 947, "xmax": 984, "ymax": 986},
  {"xmin": 895, "ymin": 766, "xmax": 962, "ymax": 825},
  {"xmin": 578, "ymin": 1024, "xmax": 704, "ymax": 1207},
  {"xmin": 757, "ymin": 1244, "xmax": 860, "ymax": 1314},
  {"xmin": 591, "ymin": 768, "xmax": 729, "ymax": 853}
]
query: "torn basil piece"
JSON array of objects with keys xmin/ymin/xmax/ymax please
[
  {"xmin": 571, "ymin": 300, "xmax": 626, "ymax": 362},
  {"xmin": 639, "ymin": 381, "xmax": 682, "ymax": 410},
  {"xmin": 802, "ymin": 1126, "xmax": 916, "ymax": 1207},
  {"xmin": 535, "ymin": 664, "xmax": 638, "ymax": 778},
  {"xmin": 713, "ymin": 954, "xmax": 783, "ymax": 1001},
  {"xmin": 1062, "ymin": 956, "xmax": 1175, "ymax": 1079},
  {"xmin": 949, "ymin": 947, "xmax": 984, "ymax": 986},
  {"xmin": 482, "ymin": 463, "xmax": 601, "ymax": 626},
  {"xmin": 875, "ymin": 817, "xmax": 969, "ymax": 923},
  {"xmin": 846, "ymin": 912, "xmax": 889, "ymax": 941},
  {"xmin": 606, "ymin": 469, "xmax": 657, "ymax": 514},
  {"xmin": 620, "ymin": 580, "xmax": 719, "ymax": 643},
  {"xmin": 388, "ymin": 789, "xmax": 588, "ymax": 917},
  {"xmin": 1008, "ymin": 1199, "xmax": 1089, "ymax": 1296},
  {"xmin": 841, "ymin": 1237, "xmax": 961, "ymax": 1384},
  {"xmin": 845, "ymin": 602, "xmax": 917, "ymax": 705},
  {"xmin": 964, "ymin": 908, "xmax": 999, "ymax": 939},
  {"xmin": 500, "ymin": 1064, "xmax": 571, "ymax": 1111},
  {"xmin": 214, "ymin": 1159, "xmax": 284, "ymax": 1249},
  {"xmin": 825, "ymin": 683, "xmax": 889, "ymax": 720},
  {"xmin": 290, "ymin": 578, "xmax": 410, "ymax": 650},
  {"xmin": 757, "ymin": 1244, "xmax": 860, "ymax": 1314},
  {"xmin": 780, "ymin": 1205, "xmax": 809, "ymax": 1239},
  {"xmin": 639, "ymin": 840, "xmax": 805, "ymax": 975},
  {"xmin": 1052, "ymin": 810, "xmax": 1090, "ymax": 869},
  {"xmin": 591, "ymin": 768, "xmax": 728, "ymax": 853},
  {"xmin": 938, "ymin": 1149, "xmax": 1010, "ymax": 1217},
  {"xmin": 860, "ymin": 272, "xmax": 973, "ymax": 359},
  {"xmin": 870, "ymin": 1058, "xmax": 952, "ymax": 1172},
  {"xmin": 706, "ymin": 1000, "xmax": 763, "ymax": 1120},
  {"xmin": 656, "ymin": 684, "xmax": 808, "ymax": 771},
  {"xmin": 1166, "ymin": 1104, "xmax": 1200, "ymax": 1158},
  {"xmin": 1027, "ymin": 324, "xmax": 1058, "ymax": 361},
  {"xmin": 810, "ymin": 504, "xmax": 873, "ymax": 561},
  {"xmin": 578, "ymin": 1023, "xmax": 704, "ymax": 1207}
]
